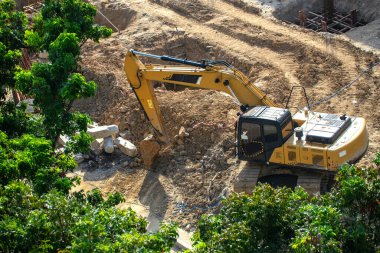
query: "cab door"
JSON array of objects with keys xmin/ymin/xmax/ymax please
[{"xmin": 239, "ymin": 122, "xmax": 266, "ymax": 162}]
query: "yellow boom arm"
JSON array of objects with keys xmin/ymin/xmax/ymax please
[{"xmin": 124, "ymin": 50, "xmax": 275, "ymax": 140}]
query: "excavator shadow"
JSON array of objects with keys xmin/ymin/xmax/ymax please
[{"xmin": 138, "ymin": 170, "xmax": 169, "ymax": 229}]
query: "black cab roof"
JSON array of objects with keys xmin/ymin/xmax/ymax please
[{"xmin": 241, "ymin": 106, "xmax": 291, "ymax": 125}]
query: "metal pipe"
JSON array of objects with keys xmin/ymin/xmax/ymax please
[{"xmin": 96, "ymin": 9, "xmax": 120, "ymax": 34}]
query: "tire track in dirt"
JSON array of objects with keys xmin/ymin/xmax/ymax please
[
  {"xmin": 198, "ymin": 0, "xmax": 371, "ymax": 110},
  {"xmin": 131, "ymin": 0, "xmax": 301, "ymax": 88},
  {"xmin": 143, "ymin": 0, "xmax": 358, "ymax": 104},
  {"xmin": 209, "ymin": 0, "xmax": 359, "ymax": 77}
]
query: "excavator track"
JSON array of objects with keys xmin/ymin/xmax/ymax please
[{"xmin": 233, "ymin": 161, "xmax": 335, "ymax": 195}]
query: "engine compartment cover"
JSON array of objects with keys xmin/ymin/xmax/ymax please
[{"xmin": 305, "ymin": 113, "xmax": 351, "ymax": 144}]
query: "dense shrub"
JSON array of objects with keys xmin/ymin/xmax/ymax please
[{"xmin": 193, "ymin": 162, "xmax": 380, "ymax": 253}]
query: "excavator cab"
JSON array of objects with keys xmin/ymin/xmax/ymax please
[{"xmin": 237, "ymin": 106, "xmax": 293, "ymax": 162}]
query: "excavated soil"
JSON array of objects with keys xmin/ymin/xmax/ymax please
[{"xmin": 72, "ymin": 0, "xmax": 380, "ymax": 230}]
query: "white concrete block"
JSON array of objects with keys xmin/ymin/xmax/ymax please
[
  {"xmin": 87, "ymin": 125, "xmax": 119, "ymax": 139},
  {"xmin": 115, "ymin": 137, "xmax": 138, "ymax": 157},
  {"xmin": 103, "ymin": 136, "xmax": 114, "ymax": 154},
  {"xmin": 90, "ymin": 138, "xmax": 104, "ymax": 155}
]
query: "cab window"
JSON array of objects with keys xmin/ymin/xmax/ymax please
[
  {"xmin": 263, "ymin": 125, "xmax": 278, "ymax": 143},
  {"xmin": 241, "ymin": 122, "xmax": 261, "ymax": 142}
]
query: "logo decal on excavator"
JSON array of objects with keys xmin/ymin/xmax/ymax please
[{"xmin": 147, "ymin": 99, "xmax": 154, "ymax": 109}]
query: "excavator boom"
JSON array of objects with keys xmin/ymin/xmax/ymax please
[{"xmin": 125, "ymin": 50, "xmax": 275, "ymax": 140}]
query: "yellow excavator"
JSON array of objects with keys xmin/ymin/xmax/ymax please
[{"xmin": 124, "ymin": 50, "xmax": 368, "ymax": 193}]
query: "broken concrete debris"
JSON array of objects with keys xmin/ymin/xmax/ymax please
[
  {"xmin": 74, "ymin": 153, "xmax": 85, "ymax": 164},
  {"xmin": 87, "ymin": 124, "xmax": 119, "ymax": 139},
  {"xmin": 57, "ymin": 135, "xmax": 69, "ymax": 147},
  {"xmin": 90, "ymin": 138, "xmax": 104, "ymax": 155},
  {"xmin": 103, "ymin": 136, "xmax": 114, "ymax": 154},
  {"xmin": 115, "ymin": 137, "xmax": 138, "ymax": 157},
  {"xmin": 86, "ymin": 124, "xmax": 139, "ymax": 158}
]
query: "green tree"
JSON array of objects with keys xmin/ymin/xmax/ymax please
[
  {"xmin": 192, "ymin": 157, "xmax": 380, "ymax": 253},
  {"xmin": 0, "ymin": 101, "xmax": 44, "ymax": 138},
  {"xmin": 16, "ymin": 0, "xmax": 112, "ymax": 151},
  {"xmin": 0, "ymin": 1, "xmax": 179, "ymax": 252},
  {"xmin": 193, "ymin": 185, "xmax": 307, "ymax": 253},
  {"xmin": 0, "ymin": 0, "xmax": 27, "ymax": 99},
  {"xmin": 17, "ymin": 32, "xmax": 96, "ymax": 151},
  {"xmin": 332, "ymin": 164, "xmax": 380, "ymax": 253},
  {"xmin": 0, "ymin": 183, "xmax": 178, "ymax": 252},
  {"xmin": 25, "ymin": 0, "xmax": 112, "ymax": 51},
  {"xmin": 0, "ymin": 131, "xmax": 77, "ymax": 194}
]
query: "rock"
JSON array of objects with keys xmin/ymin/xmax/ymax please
[
  {"xmin": 90, "ymin": 138, "xmax": 104, "ymax": 155},
  {"xmin": 139, "ymin": 135, "xmax": 161, "ymax": 169},
  {"xmin": 120, "ymin": 106, "xmax": 128, "ymax": 113},
  {"xmin": 38, "ymin": 51, "xmax": 48, "ymax": 59},
  {"xmin": 125, "ymin": 168, "xmax": 134, "ymax": 173},
  {"xmin": 178, "ymin": 126, "xmax": 189, "ymax": 138},
  {"xmin": 87, "ymin": 125, "xmax": 119, "ymax": 139},
  {"xmin": 21, "ymin": 98, "xmax": 35, "ymax": 113},
  {"xmin": 74, "ymin": 154, "xmax": 84, "ymax": 164},
  {"xmin": 103, "ymin": 136, "xmax": 114, "ymax": 153},
  {"xmin": 55, "ymin": 147, "xmax": 65, "ymax": 154},
  {"xmin": 119, "ymin": 130, "xmax": 131, "ymax": 139},
  {"xmin": 115, "ymin": 137, "xmax": 138, "ymax": 157},
  {"xmin": 87, "ymin": 122, "xmax": 99, "ymax": 129},
  {"xmin": 123, "ymin": 161, "xmax": 130, "ymax": 166},
  {"xmin": 57, "ymin": 135, "xmax": 69, "ymax": 147}
]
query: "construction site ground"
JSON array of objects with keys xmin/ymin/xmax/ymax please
[{"xmin": 71, "ymin": 0, "xmax": 380, "ymax": 235}]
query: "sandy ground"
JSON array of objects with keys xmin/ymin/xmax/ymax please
[{"xmin": 71, "ymin": 0, "xmax": 380, "ymax": 231}]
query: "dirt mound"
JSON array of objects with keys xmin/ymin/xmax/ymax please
[{"xmin": 92, "ymin": 0, "xmax": 136, "ymax": 31}]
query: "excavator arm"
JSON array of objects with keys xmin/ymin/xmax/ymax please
[{"xmin": 124, "ymin": 50, "xmax": 275, "ymax": 141}]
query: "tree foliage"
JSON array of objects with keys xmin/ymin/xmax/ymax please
[
  {"xmin": 0, "ymin": 101, "xmax": 43, "ymax": 138},
  {"xmin": 25, "ymin": 0, "xmax": 112, "ymax": 51},
  {"xmin": 0, "ymin": 183, "xmax": 178, "ymax": 252},
  {"xmin": 193, "ymin": 162, "xmax": 380, "ymax": 253},
  {"xmin": 16, "ymin": 32, "xmax": 96, "ymax": 150},
  {"xmin": 16, "ymin": 0, "xmax": 112, "ymax": 150},
  {"xmin": 0, "ymin": 0, "xmax": 27, "ymax": 98},
  {"xmin": 0, "ymin": 1, "xmax": 178, "ymax": 252},
  {"xmin": 0, "ymin": 131, "xmax": 77, "ymax": 195}
]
